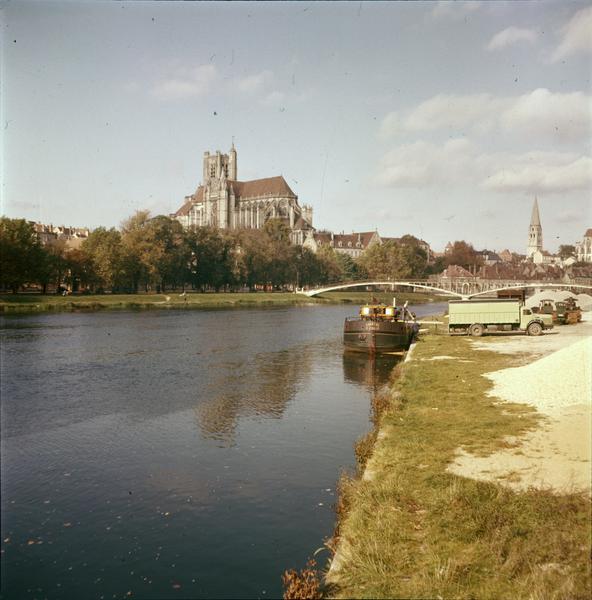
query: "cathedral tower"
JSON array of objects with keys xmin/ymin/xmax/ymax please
[
  {"xmin": 228, "ymin": 142, "xmax": 237, "ymax": 180},
  {"xmin": 526, "ymin": 197, "xmax": 543, "ymax": 259}
]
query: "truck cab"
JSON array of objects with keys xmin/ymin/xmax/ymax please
[{"xmin": 519, "ymin": 308, "xmax": 553, "ymax": 335}]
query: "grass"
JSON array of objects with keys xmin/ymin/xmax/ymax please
[
  {"xmin": 327, "ymin": 333, "xmax": 591, "ymax": 599},
  {"xmin": 0, "ymin": 290, "xmax": 434, "ymax": 313},
  {"xmin": 0, "ymin": 292, "xmax": 317, "ymax": 312}
]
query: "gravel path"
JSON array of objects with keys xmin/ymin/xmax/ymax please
[
  {"xmin": 486, "ymin": 336, "xmax": 591, "ymax": 415},
  {"xmin": 448, "ymin": 318, "xmax": 592, "ymax": 494}
]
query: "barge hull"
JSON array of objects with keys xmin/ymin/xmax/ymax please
[{"xmin": 343, "ymin": 320, "xmax": 416, "ymax": 353}]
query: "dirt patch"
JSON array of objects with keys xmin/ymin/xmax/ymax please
[{"xmin": 449, "ymin": 326, "xmax": 592, "ymax": 495}]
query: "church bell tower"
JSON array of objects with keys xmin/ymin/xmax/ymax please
[{"xmin": 526, "ymin": 197, "xmax": 543, "ymax": 259}]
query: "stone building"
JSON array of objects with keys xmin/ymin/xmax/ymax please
[
  {"xmin": 303, "ymin": 231, "xmax": 381, "ymax": 258},
  {"xmin": 303, "ymin": 231, "xmax": 432, "ymax": 262},
  {"xmin": 575, "ymin": 229, "xmax": 592, "ymax": 263},
  {"xmin": 174, "ymin": 145, "xmax": 314, "ymax": 245},
  {"xmin": 31, "ymin": 222, "xmax": 90, "ymax": 250}
]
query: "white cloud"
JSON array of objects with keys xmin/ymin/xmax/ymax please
[
  {"xmin": 551, "ymin": 6, "xmax": 592, "ymax": 63},
  {"xmin": 499, "ymin": 88, "xmax": 592, "ymax": 143},
  {"xmin": 381, "ymin": 93, "xmax": 502, "ymax": 137},
  {"xmin": 380, "ymin": 89, "xmax": 592, "ymax": 143},
  {"xmin": 151, "ymin": 65, "xmax": 218, "ymax": 100},
  {"xmin": 378, "ymin": 138, "xmax": 477, "ymax": 187},
  {"xmin": 431, "ymin": 1, "xmax": 481, "ymax": 20},
  {"xmin": 482, "ymin": 154, "xmax": 592, "ymax": 194},
  {"xmin": 236, "ymin": 70, "xmax": 273, "ymax": 94},
  {"xmin": 486, "ymin": 26, "xmax": 537, "ymax": 51},
  {"xmin": 379, "ymin": 139, "xmax": 591, "ymax": 195}
]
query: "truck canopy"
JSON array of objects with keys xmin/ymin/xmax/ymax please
[{"xmin": 448, "ymin": 299, "xmax": 521, "ymax": 325}]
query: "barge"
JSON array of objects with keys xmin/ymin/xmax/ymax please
[{"xmin": 344, "ymin": 301, "xmax": 418, "ymax": 353}]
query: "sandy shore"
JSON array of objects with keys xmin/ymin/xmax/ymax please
[{"xmin": 448, "ymin": 316, "xmax": 592, "ymax": 495}]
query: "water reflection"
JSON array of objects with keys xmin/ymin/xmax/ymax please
[
  {"xmin": 195, "ymin": 346, "xmax": 314, "ymax": 443},
  {"xmin": 342, "ymin": 351, "xmax": 401, "ymax": 391},
  {"xmin": 1, "ymin": 304, "xmax": 443, "ymax": 600}
]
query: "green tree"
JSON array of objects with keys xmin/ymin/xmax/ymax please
[
  {"xmin": 336, "ymin": 252, "xmax": 367, "ymax": 281},
  {"xmin": 264, "ymin": 220, "xmax": 296, "ymax": 288},
  {"xmin": 65, "ymin": 248, "xmax": 95, "ymax": 292},
  {"xmin": 236, "ymin": 229, "xmax": 272, "ymax": 290},
  {"xmin": 316, "ymin": 245, "xmax": 343, "ymax": 283},
  {"xmin": 121, "ymin": 210, "xmax": 152, "ymax": 291},
  {"xmin": 82, "ymin": 227, "xmax": 125, "ymax": 291},
  {"xmin": 558, "ymin": 244, "xmax": 576, "ymax": 259},
  {"xmin": 37, "ymin": 240, "xmax": 69, "ymax": 294},
  {"xmin": 357, "ymin": 239, "xmax": 427, "ymax": 280},
  {"xmin": 120, "ymin": 211, "xmax": 187, "ymax": 292},
  {"xmin": 147, "ymin": 216, "xmax": 187, "ymax": 291},
  {"xmin": 0, "ymin": 218, "xmax": 45, "ymax": 292},
  {"xmin": 292, "ymin": 246, "xmax": 324, "ymax": 287},
  {"xmin": 357, "ymin": 242, "xmax": 392, "ymax": 279},
  {"xmin": 185, "ymin": 226, "xmax": 236, "ymax": 291},
  {"xmin": 444, "ymin": 241, "xmax": 483, "ymax": 272}
]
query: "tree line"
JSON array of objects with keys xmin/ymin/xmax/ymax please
[{"xmin": 1, "ymin": 213, "xmax": 446, "ymax": 294}]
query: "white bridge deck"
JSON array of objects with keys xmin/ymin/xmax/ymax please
[{"xmin": 297, "ymin": 280, "xmax": 592, "ymax": 301}]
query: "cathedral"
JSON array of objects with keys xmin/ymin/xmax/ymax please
[{"xmin": 174, "ymin": 145, "xmax": 314, "ymax": 244}]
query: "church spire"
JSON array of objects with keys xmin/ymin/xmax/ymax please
[
  {"xmin": 530, "ymin": 196, "xmax": 541, "ymax": 227},
  {"xmin": 526, "ymin": 196, "xmax": 543, "ymax": 259}
]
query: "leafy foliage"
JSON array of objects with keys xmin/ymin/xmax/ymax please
[
  {"xmin": 444, "ymin": 240, "xmax": 483, "ymax": 271},
  {"xmin": 1, "ymin": 212, "xmax": 437, "ymax": 293},
  {"xmin": 0, "ymin": 218, "xmax": 45, "ymax": 292}
]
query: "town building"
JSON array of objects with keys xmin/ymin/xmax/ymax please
[
  {"xmin": 31, "ymin": 222, "xmax": 90, "ymax": 250},
  {"xmin": 303, "ymin": 231, "xmax": 432, "ymax": 261},
  {"xmin": 173, "ymin": 145, "xmax": 314, "ymax": 245},
  {"xmin": 478, "ymin": 250, "xmax": 501, "ymax": 266},
  {"xmin": 303, "ymin": 230, "xmax": 380, "ymax": 258},
  {"xmin": 575, "ymin": 229, "xmax": 592, "ymax": 263},
  {"xmin": 498, "ymin": 249, "xmax": 514, "ymax": 263}
]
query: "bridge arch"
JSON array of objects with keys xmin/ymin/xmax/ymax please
[
  {"xmin": 299, "ymin": 280, "xmax": 592, "ymax": 300},
  {"xmin": 299, "ymin": 280, "xmax": 465, "ymax": 298}
]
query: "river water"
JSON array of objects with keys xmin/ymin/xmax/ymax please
[{"xmin": 1, "ymin": 302, "xmax": 444, "ymax": 600}]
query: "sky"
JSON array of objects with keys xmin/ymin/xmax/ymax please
[{"xmin": 1, "ymin": 0, "xmax": 591, "ymax": 253}]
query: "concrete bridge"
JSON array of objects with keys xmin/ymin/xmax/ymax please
[{"xmin": 298, "ymin": 279, "xmax": 592, "ymax": 300}]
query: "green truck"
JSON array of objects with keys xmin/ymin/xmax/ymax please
[{"xmin": 448, "ymin": 299, "xmax": 553, "ymax": 336}]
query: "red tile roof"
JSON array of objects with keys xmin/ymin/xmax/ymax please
[
  {"xmin": 230, "ymin": 176, "xmax": 296, "ymax": 199},
  {"xmin": 175, "ymin": 187, "xmax": 204, "ymax": 216},
  {"xmin": 312, "ymin": 231, "xmax": 378, "ymax": 249},
  {"xmin": 441, "ymin": 265, "xmax": 474, "ymax": 278}
]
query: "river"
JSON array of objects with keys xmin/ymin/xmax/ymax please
[{"xmin": 0, "ymin": 302, "xmax": 444, "ymax": 600}]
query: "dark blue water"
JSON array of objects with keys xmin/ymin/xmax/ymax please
[{"xmin": 0, "ymin": 303, "xmax": 444, "ymax": 600}]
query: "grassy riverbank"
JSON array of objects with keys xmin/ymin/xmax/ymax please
[
  {"xmin": 0, "ymin": 290, "xmax": 435, "ymax": 313},
  {"xmin": 327, "ymin": 333, "xmax": 591, "ymax": 599}
]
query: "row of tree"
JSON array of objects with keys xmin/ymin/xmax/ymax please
[{"xmin": 1, "ymin": 213, "xmax": 459, "ymax": 294}]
